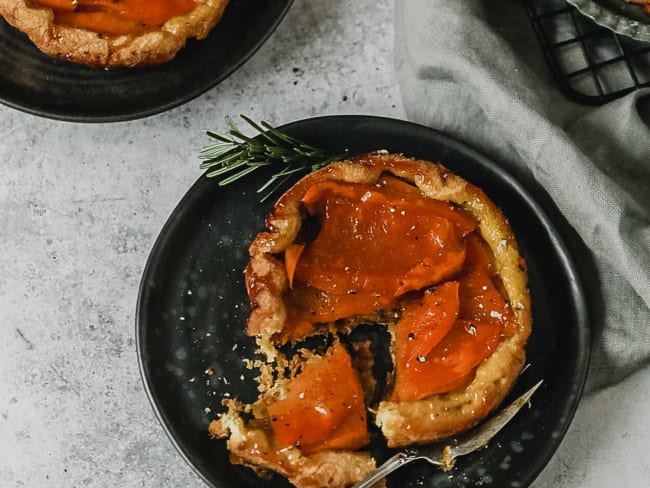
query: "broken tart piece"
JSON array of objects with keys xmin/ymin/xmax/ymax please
[
  {"xmin": 209, "ymin": 341, "xmax": 379, "ymax": 488},
  {"xmin": 0, "ymin": 0, "xmax": 229, "ymax": 67},
  {"xmin": 212, "ymin": 153, "xmax": 532, "ymax": 486}
]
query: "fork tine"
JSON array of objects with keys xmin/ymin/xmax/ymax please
[
  {"xmin": 450, "ymin": 379, "xmax": 544, "ymax": 457},
  {"xmin": 351, "ymin": 380, "xmax": 543, "ymax": 488}
]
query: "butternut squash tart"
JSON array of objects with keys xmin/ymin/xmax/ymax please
[
  {"xmin": 0, "ymin": 0, "xmax": 229, "ymax": 67},
  {"xmin": 210, "ymin": 153, "xmax": 532, "ymax": 486}
]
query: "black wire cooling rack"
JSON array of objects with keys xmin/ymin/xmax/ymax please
[{"xmin": 525, "ymin": 0, "xmax": 650, "ymax": 104}]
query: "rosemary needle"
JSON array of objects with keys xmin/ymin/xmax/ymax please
[{"xmin": 199, "ymin": 115, "xmax": 346, "ymax": 202}]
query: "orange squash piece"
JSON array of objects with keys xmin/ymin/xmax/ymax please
[
  {"xmin": 76, "ymin": 0, "xmax": 197, "ymax": 26},
  {"xmin": 285, "ymin": 284, "xmax": 393, "ymax": 328},
  {"xmin": 37, "ymin": 0, "xmax": 197, "ymax": 34},
  {"xmin": 459, "ymin": 234, "xmax": 517, "ymax": 335},
  {"xmin": 289, "ymin": 178, "xmax": 476, "ymax": 322},
  {"xmin": 396, "ymin": 281, "xmax": 460, "ymax": 363},
  {"xmin": 393, "ymin": 234, "xmax": 516, "ymax": 401},
  {"xmin": 34, "ymin": 0, "xmax": 76, "ymax": 12},
  {"xmin": 54, "ymin": 10, "xmax": 147, "ymax": 35},
  {"xmin": 393, "ymin": 282, "xmax": 460, "ymax": 401},
  {"xmin": 267, "ymin": 343, "xmax": 368, "ymax": 452},
  {"xmin": 394, "ymin": 317, "xmax": 502, "ymax": 402},
  {"xmin": 299, "ymin": 396, "xmax": 368, "ymax": 455},
  {"xmin": 284, "ymin": 243, "xmax": 305, "ymax": 289}
]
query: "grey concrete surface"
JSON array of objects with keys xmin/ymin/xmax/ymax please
[{"xmin": 0, "ymin": 1, "xmax": 648, "ymax": 488}]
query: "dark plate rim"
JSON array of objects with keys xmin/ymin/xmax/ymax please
[
  {"xmin": 0, "ymin": 0, "xmax": 294, "ymax": 123},
  {"xmin": 135, "ymin": 114, "xmax": 591, "ymax": 488}
]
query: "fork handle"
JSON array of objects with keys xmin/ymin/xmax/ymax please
[{"xmin": 351, "ymin": 452, "xmax": 415, "ymax": 488}]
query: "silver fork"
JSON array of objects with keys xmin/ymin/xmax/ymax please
[{"xmin": 351, "ymin": 380, "xmax": 543, "ymax": 488}]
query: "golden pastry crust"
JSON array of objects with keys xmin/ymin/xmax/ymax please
[
  {"xmin": 376, "ymin": 328, "xmax": 527, "ymax": 447},
  {"xmin": 246, "ymin": 152, "xmax": 532, "ymax": 447},
  {"xmin": 210, "ymin": 409, "xmax": 381, "ymax": 488},
  {"xmin": 0, "ymin": 0, "xmax": 229, "ymax": 67}
]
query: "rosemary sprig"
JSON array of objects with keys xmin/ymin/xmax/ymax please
[{"xmin": 199, "ymin": 115, "xmax": 346, "ymax": 202}]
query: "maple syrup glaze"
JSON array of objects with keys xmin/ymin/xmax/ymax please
[
  {"xmin": 283, "ymin": 176, "xmax": 517, "ymax": 400},
  {"xmin": 283, "ymin": 175, "xmax": 476, "ymax": 334},
  {"xmin": 33, "ymin": 0, "xmax": 198, "ymax": 35}
]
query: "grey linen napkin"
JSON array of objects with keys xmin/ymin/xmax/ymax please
[{"xmin": 395, "ymin": 0, "xmax": 650, "ymax": 391}]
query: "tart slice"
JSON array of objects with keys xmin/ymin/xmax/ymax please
[
  {"xmin": 209, "ymin": 341, "xmax": 380, "ymax": 488},
  {"xmin": 0, "ymin": 0, "xmax": 229, "ymax": 67}
]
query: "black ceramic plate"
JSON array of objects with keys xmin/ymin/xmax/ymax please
[
  {"xmin": 136, "ymin": 116, "xmax": 590, "ymax": 488},
  {"xmin": 0, "ymin": 0, "xmax": 292, "ymax": 122}
]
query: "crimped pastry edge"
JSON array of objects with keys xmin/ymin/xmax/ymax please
[{"xmin": 0, "ymin": 0, "xmax": 229, "ymax": 67}]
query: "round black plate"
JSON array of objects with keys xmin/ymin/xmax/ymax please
[
  {"xmin": 136, "ymin": 116, "xmax": 590, "ymax": 488},
  {"xmin": 0, "ymin": 0, "xmax": 293, "ymax": 122}
]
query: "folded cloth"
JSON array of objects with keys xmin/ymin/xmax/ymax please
[{"xmin": 395, "ymin": 0, "xmax": 650, "ymax": 391}]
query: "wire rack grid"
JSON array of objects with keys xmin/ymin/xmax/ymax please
[{"xmin": 525, "ymin": 0, "xmax": 650, "ymax": 104}]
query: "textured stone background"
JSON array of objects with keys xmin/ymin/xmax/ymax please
[{"xmin": 0, "ymin": 1, "xmax": 648, "ymax": 487}]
